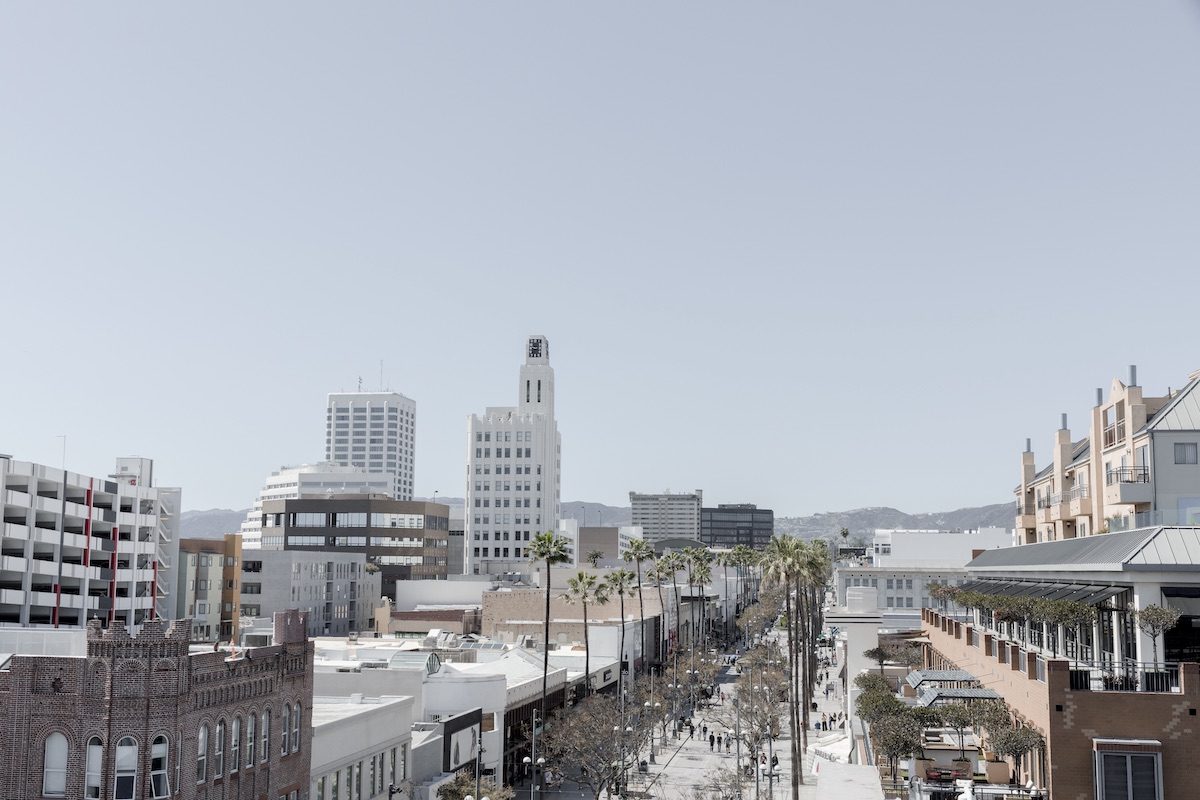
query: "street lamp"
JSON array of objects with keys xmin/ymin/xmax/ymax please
[
  {"xmin": 522, "ymin": 756, "xmax": 544, "ymax": 799},
  {"xmin": 644, "ymin": 700, "xmax": 661, "ymax": 762}
]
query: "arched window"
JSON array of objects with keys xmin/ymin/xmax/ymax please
[
  {"xmin": 151, "ymin": 736, "xmax": 170, "ymax": 798},
  {"xmin": 246, "ymin": 713, "xmax": 256, "ymax": 767},
  {"xmin": 114, "ymin": 737, "xmax": 138, "ymax": 800},
  {"xmin": 196, "ymin": 725, "xmax": 208, "ymax": 783},
  {"xmin": 85, "ymin": 737, "xmax": 103, "ymax": 800},
  {"xmin": 260, "ymin": 710, "xmax": 270, "ymax": 763},
  {"xmin": 230, "ymin": 717, "xmax": 240, "ymax": 773},
  {"xmin": 42, "ymin": 732, "xmax": 68, "ymax": 797},
  {"xmin": 214, "ymin": 720, "xmax": 225, "ymax": 777},
  {"xmin": 281, "ymin": 706, "xmax": 290, "ymax": 755},
  {"xmin": 292, "ymin": 703, "xmax": 301, "ymax": 753}
]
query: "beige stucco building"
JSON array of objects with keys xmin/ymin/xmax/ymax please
[{"xmin": 1016, "ymin": 366, "xmax": 1200, "ymax": 544}]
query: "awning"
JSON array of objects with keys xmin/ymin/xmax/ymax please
[
  {"xmin": 959, "ymin": 579, "xmax": 1127, "ymax": 606},
  {"xmin": 906, "ymin": 669, "xmax": 979, "ymax": 689},
  {"xmin": 917, "ymin": 687, "xmax": 1003, "ymax": 707}
]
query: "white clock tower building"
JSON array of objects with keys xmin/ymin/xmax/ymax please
[{"xmin": 464, "ymin": 335, "xmax": 562, "ymax": 574}]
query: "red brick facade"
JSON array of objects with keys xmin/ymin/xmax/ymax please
[{"xmin": 0, "ymin": 612, "xmax": 314, "ymax": 800}]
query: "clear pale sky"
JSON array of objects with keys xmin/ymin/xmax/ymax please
[{"xmin": 3, "ymin": 3, "xmax": 1200, "ymax": 516}]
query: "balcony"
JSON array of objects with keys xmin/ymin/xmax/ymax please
[
  {"xmin": 1102, "ymin": 420, "xmax": 1127, "ymax": 449},
  {"xmin": 1104, "ymin": 466, "xmax": 1152, "ymax": 505},
  {"xmin": 1067, "ymin": 660, "xmax": 1181, "ymax": 693},
  {"xmin": 1015, "ymin": 500, "xmax": 1036, "ymax": 529},
  {"xmin": 1066, "ymin": 485, "xmax": 1092, "ymax": 517}
]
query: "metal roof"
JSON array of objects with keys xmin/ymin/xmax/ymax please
[
  {"xmin": 1126, "ymin": 527, "xmax": 1200, "ymax": 570},
  {"xmin": 1143, "ymin": 377, "xmax": 1200, "ymax": 432},
  {"xmin": 917, "ymin": 687, "xmax": 1003, "ymax": 707},
  {"xmin": 968, "ymin": 527, "xmax": 1164, "ymax": 570},
  {"xmin": 905, "ymin": 670, "xmax": 978, "ymax": 688}
]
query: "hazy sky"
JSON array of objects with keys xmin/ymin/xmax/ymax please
[{"xmin": 4, "ymin": 3, "xmax": 1200, "ymax": 518}]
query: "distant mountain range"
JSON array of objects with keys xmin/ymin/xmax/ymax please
[{"xmin": 179, "ymin": 500, "xmax": 1012, "ymax": 541}]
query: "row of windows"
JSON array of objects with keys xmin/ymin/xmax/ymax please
[
  {"xmin": 473, "ymin": 481, "xmax": 540, "ymax": 492},
  {"xmin": 314, "ymin": 744, "xmax": 408, "ymax": 800},
  {"xmin": 474, "ymin": 531, "xmax": 533, "ymax": 541},
  {"xmin": 40, "ymin": 706, "xmax": 299, "ymax": 800},
  {"xmin": 474, "ymin": 464, "xmax": 539, "ymax": 475},
  {"xmin": 475, "ymin": 430, "xmax": 533, "ymax": 442},
  {"xmin": 473, "ymin": 497, "xmax": 538, "ymax": 508},
  {"xmin": 474, "ymin": 447, "xmax": 532, "ymax": 459},
  {"xmin": 472, "ymin": 515, "xmax": 540, "ymax": 526},
  {"xmin": 474, "ymin": 547, "xmax": 523, "ymax": 559}
]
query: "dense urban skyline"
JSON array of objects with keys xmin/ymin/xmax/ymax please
[{"xmin": 3, "ymin": 4, "xmax": 1200, "ymax": 516}]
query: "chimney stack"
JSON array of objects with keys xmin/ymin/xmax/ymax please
[
  {"xmin": 1130, "ymin": 365, "xmax": 1138, "ymax": 387},
  {"xmin": 1061, "ymin": 413, "xmax": 1068, "ymax": 431},
  {"xmin": 1096, "ymin": 388, "xmax": 1103, "ymax": 407}
]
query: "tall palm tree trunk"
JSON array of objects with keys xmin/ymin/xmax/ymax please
[
  {"xmin": 582, "ymin": 596, "xmax": 590, "ymax": 697},
  {"xmin": 542, "ymin": 559, "xmax": 552, "ymax": 720}
]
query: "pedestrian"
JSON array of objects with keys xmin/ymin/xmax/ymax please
[
  {"xmin": 726, "ymin": 737, "xmax": 732, "ymax": 753},
  {"xmin": 709, "ymin": 732, "xmax": 716, "ymax": 751},
  {"xmin": 821, "ymin": 713, "xmax": 828, "ymax": 731},
  {"xmin": 771, "ymin": 753, "xmax": 779, "ymax": 770},
  {"xmin": 702, "ymin": 723, "xmax": 708, "ymax": 738},
  {"xmin": 688, "ymin": 723, "xmax": 694, "ymax": 739}
]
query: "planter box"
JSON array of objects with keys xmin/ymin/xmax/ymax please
[{"xmin": 985, "ymin": 760, "xmax": 1011, "ymax": 784}]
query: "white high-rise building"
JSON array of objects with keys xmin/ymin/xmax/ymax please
[
  {"xmin": 464, "ymin": 335, "xmax": 562, "ymax": 575},
  {"xmin": 324, "ymin": 391, "xmax": 416, "ymax": 500},
  {"xmin": 630, "ymin": 490, "xmax": 703, "ymax": 546},
  {"xmin": 238, "ymin": 462, "xmax": 393, "ymax": 549}
]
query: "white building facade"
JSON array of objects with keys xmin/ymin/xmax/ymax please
[
  {"xmin": 326, "ymin": 391, "xmax": 417, "ymax": 501},
  {"xmin": 0, "ymin": 455, "xmax": 180, "ymax": 632},
  {"xmin": 464, "ymin": 336, "xmax": 562, "ymax": 575},
  {"xmin": 239, "ymin": 462, "xmax": 393, "ymax": 549},
  {"xmin": 630, "ymin": 490, "xmax": 703, "ymax": 546}
]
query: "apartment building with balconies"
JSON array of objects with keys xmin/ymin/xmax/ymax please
[
  {"xmin": 1016, "ymin": 366, "xmax": 1200, "ymax": 544},
  {"xmin": 921, "ymin": 526, "xmax": 1200, "ymax": 800},
  {"xmin": 0, "ymin": 455, "xmax": 180, "ymax": 633}
]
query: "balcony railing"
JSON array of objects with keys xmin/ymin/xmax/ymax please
[
  {"xmin": 1015, "ymin": 500, "xmax": 1036, "ymax": 515},
  {"xmin": 1109, "ymin": 508, "xmax": 1193, "ymax": 532},
  {"xmin": 1105, "ymin": 466, "xmax": 1150, "ymax": 486},
  {"xmin": 1103, "ymin": 421, "xmax": 1127, "ymax": 448},
  {"xmin": 1066, "ymin": 660, "xmax": 1180, "ymax": 693}
]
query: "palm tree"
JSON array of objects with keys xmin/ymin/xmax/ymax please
[
  {"xmin": 622, "ymin": 538, "xmax": 656, "ymax": 676},
  {"xmin": 604, "ymin": 568, "xmax": 638, "ymax": 703},
  {"xmin": 681, "ymin": 547, "xmax": 711, "ymax": 653},
  {"xmin": 563, "ymin": 571, "xmax": 609, "ymax": 697},
  {"xmin": 763, "ymin": 534, "xmax": 803, "ymax": 792},
  {"xmin": 659, "ymin": 551, "xmax": 686, "ymax": 679},
  {"xmin": 692, "ymin": 556, "xmax": 713, "ymax": 652},
  {"xmin": 528, "ymin": 530, "xmax": 570, "ymax": 720},
  {"xmin": 584, "ymin": 549, "xmax": 605, "ymax": 568}
]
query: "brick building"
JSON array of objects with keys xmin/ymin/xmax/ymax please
[{"xmin": 0, "ymin": 610, "xmax": 314, "ymax": 800}]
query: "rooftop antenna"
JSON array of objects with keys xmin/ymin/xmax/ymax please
[
  {"xmin": 380, "ymin": 359, "xmax": 384, "ymax": 391},
  {"xmin": 358, "ymin": 376, "xmax": 363, "ymax": 391}
]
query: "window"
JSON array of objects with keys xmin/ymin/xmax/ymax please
[
  {"xmin": 1175, "ymin": 443, "xmax": 1198, "ymax": 465},
  {"xmin": 42, "ymin": 733, "xmax": 68, "ymax": 796},
  {"xmin": 114, "ymin": 737, "xmax": 138, "ymax": 800},
  {"xmin": 1097, "ymin": 751, "xmax": 1160, "ymax": 800},
  {"xmin": 214, "ymin": 721, "xmax": 225, "ymax": 777},
  {"xmin": 197, "ymin": 725, "xmax": 208, "ymax": 782},
  {"xmin": 152, "ymin": 736, "xmax": 170, "ymax": 797},
  {"xmin": 246, "ymin": 714, "xmax": 256, "ymax": 767},
  {"xmin": 261, "ymin": 710, "xmax": 270, "ymax": 762},
  {"xmin": 230, "ymin": 717, "xmax": 241, "ymax": 773},
  {"xmin": 281, "ymin": 706, "xmax": 290, "ymax": 755},
  {"xmin": 292, "ymin": 704, "xmax": 301, "ymax": 753},
  {"xmin": 86, "ymin": 737, "xmax": 103, "ymax": 799}
]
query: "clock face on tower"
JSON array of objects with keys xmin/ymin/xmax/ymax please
[{"xmin": 528, "ymin": 338, "xmax": 543, "ymax": 358}]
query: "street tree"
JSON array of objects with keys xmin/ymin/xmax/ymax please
[{"xmin": 528, "ymin": 531, "xmax": 571, "ymax": 719}]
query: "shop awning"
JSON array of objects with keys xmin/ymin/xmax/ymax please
[{"xmin": 958, "ymin": 579, "xmax": 1126, "ymax": 606}]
